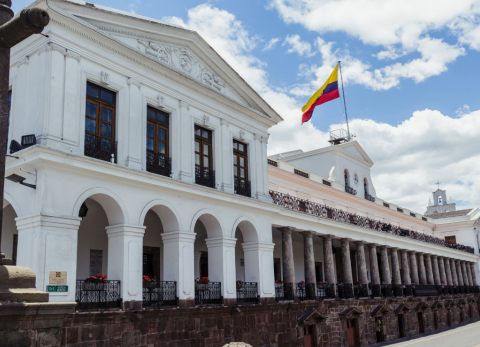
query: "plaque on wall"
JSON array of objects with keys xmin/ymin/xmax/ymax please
[{"xmin": 49, "ymin": 271, "xmax": 67, "ymax": 285}]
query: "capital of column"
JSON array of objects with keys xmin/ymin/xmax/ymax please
[
  {"xmin": 278, "ymin": 226, "xmax": 295, "ymax": 235},
  {"xmin": 106, "ymin": 224, "xmax": 146, "ymax": 237},
  {"xmin": 407, "ymin": 250, "xmax": 416, "ymax": 255},
  {"xmin": 398, "ymin": 249, "xmax": 408, "ymax": 254},
  {"xmin": 367, "ymin": 243, "xmax": 379, "ymax": 249},
  {"xmin": 205, "ymin": 237, "xmax": 237, "ymax": 248},
  {"xmin": 299, "ymin": 230, "xmax": 316, "ymax": 238},
  {"xmin": 320, "ymin": 234, "xmax": 335, "ymax": 240},
  {"xmin": 340, "ymin": 238, "xmax": 352, "ymax": 244},
  {"xmin": 416, "ymin": 252, "xmax": 424, "ymax": 256},
  {"xmin": 431, "ymin": 255, "xmax": 438, "ymax": 260},
  {"xmin": 161, "ymin": 231, "xmax": 196, "ymax": 243},
  {"xmin": 389, "ymin": 247, "xmax": 398, "ymax": 251},
  {"xmin": 179, "ymin": 100, "xmax": 190, "ymax": 110},
  {"xmin": 379, "ymin": 245, "xmax": 389, "ymax": 250},
  {"xmin": 355, "ymin": 240, "xmax": 366, "ymax": 246},
  {"xmin": 460, "ymin": 260, "xmax": 465, "ymax": 264}
]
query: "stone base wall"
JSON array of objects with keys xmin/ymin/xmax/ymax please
[{"xmin": 60, "ymin": 295, "xmax": 480, "ymax": 347}]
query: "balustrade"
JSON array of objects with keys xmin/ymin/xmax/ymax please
[
  {"xmin": 234, "ymin": 177, "xmax": 251, "ymax": 198},
  {"xmin": 75, "ymin": 280, "xmax": 122, "ymax": 310},
  {"xmin": 412, "ymin": 285, "xmax": 440, "ymax": 296},
  {"xmin": 146, "ymin": 152, "xmax": 172, "ymax": 177},
  {"xmin": 142, "ymin": 281, "xmax": 177, "ymax": 308},
  {"xmin": 369, "ymin": 284, "xmax": 381, "ymax": 298},
  {"xmin": 393, "ymin": 284, "xmax": 404, "ymax": 297},
  {"xmin": 195, "ymin": 167, "xmax": 216, "ymax": 189},
  {"xmin": 381, "ymin": 284, "xmax": 393, "ymax": 297},
  {"xmin": 295, "ymin": 283, "xmax": 316, "ymax": 301},
  {"xmin": 84, "ymin": 133, "xmax": 117, "ymax": 163},
  {"xmin": 403, "ymin": 285, "xmax": 413, "ymax": 297}
]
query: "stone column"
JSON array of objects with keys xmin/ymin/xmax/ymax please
[
  {"xmin": 409, "ymin": 251, "xmax": 419, "ymax": 284},
  {"xmin": 417, "ymin": 253, "xmax": 427, "ymax": 285},
  {"xmin": 424, "ymin": 254, "xmax": 434, "ymax": 285},
  {"xmin": 456, "ymin": 260, "xmax": 464, "ymax": 286},
  {"xmin": 391, "ymin": 248, "xmax": 402, "ymax": 284},
  {"xmin": 368, "ymin": 244, "xmax": 381, "ymax": 284},
  {"xmin": 470, "ymin": 263, "xmax": 478, "ymax": 286},
  {"xmin": 107, "ymin": 224, "xmax": 146, "ymax": 310},
  {"xmin": 450, "ymin": 259, "xmax": 459, "ymax": 285},
  {"xmin": 355, "ymin": 241, "xmax": 368, "ymax": 285},
  {"xmin": 341, "ymin": 238, "xmax": 353, "ymax": 284},
  {"xmin": 322, "ymin": 235, "xmax": 335, "ymax": 284},
  {"xmin": 279, "ymin": 227, "xmax": 295, "ymax": 285},
  {"xmin": 431, "ymin": 255, "xmax": 441, "ymax": 285},
  {"xmin": 444, "ymin": 257, "xmax": 453, "ymax": 285},
  {"xmin": 466, "ymin": 263, "xmax": 473, "ymax": 287},
  {"xmin": 400, "ymin": 250, "xmax": 411, "ymax": 285},
  {"xmin": 379, "ymin": 246, "xmax": 391, "ymax": 283},
  {"xmin": 461, "ymin": 261, "xmax": 469, "ymax": 286},
  {"xmin": 438, "ymin": 257, "xmax": 447, "ymax": 285},
  {"xmin": 301, "ymin": 231, "xmax": 316, "ymax": 285}
]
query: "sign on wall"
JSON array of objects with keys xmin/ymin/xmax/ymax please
[
  {"xmin": 49, "ymin": 271, "xmax": 67, "ymax": 285},
  {"xmin": 46, "ymin": 285, "xmax": 68, "ymax": 292}
]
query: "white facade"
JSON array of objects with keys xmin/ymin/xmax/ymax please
[{"xmin": 1, "ymin": 0, "xmax": 479, "ymax": 307}]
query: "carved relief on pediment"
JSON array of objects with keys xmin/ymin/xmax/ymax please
[{"xmin": 138, "ymin": 39, "xmax": 226, "ymax": 92}]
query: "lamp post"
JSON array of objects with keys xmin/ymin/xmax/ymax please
[{"xmin": 0, "ymin": 1, "xmax": 49, "ymax": 263}]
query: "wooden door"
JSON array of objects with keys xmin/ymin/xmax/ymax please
[
  {"xmin": 398, "ymin": 315, "xmax": 405, "ymax": 338},
  {"xmin": 417, "ymin": 312, "xmax": 424, "ymax": 333},
  {"xmin": 375, "ymin": 317, "xmax": 383, "ymax": 342},
  {"xmin": 303, "ymin": 326, "xmax": 315, "ymax": 347},
  {"xmin": 346, "ymin": 319, "xmax": 358, "ymax": 347}
]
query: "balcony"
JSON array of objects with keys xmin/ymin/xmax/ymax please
[
  {"xmin": 84, "ymin": 133, "xmax": 117, "ymax": 163},
  {"xmin": 75, "ymin": 280, "xmax": 122, "ymax": 310},
  {"xmin": 337, "ymin": 283, "xmax": 354, "ymax": 299},
  {"xmin": 317, "ymin": 283, "xmax": 335, "ymax": 300},
  {"xmin": 275, "ymin": 282, "xmax": 294, "ymax": 301},
  {"xmin": 236, "ymin": 282, "xmax": 259, "ymax": 304},
  {"xmin": 195, "ymin": 282, "xmax": 222, "ymax": 305},
  {"xmin": 296, "ymin": 283, "xmax": 316, "ymax": 301},
  {"xmin": 345, "ymin": 185, "xmax": 357, "ymax": 195},
  {"xmin": 234, "ymin": 177, "xmax": 251, "ymax": 198},
  {"xmin": 365, "ymin": 193, "xmax": 375, "ymax": 202},
  {"xmin": 353, "ymin": 283, "xmax": 369, "ymax": 298},
  {"xmin": 142, "ymin": 281, "xmax": 177, "ymax": 308},
  {"xmin": 146, "ymin": 152, "xmax": 171, "ymax": 178},
  {"xmin": 195, "ymin": 167, "xmax": 216, "ymax": 189}
]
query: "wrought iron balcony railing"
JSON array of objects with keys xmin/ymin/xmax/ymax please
[
  {"xmin": 365, "ymin": 193, "xmax": 375, "ymax": 202},
  {"xmin": 393, "ymin": 284, "xmax": 404, "ymax": 297},
  {"xmin": 381, "ymin": 284, "xmax": 393, "ymax": 297},
  {"xmin": 296, "ymin": 283, "xmax": 316, "ymax": 301},
  {"xmin": 337, "ymin": 283, "xmax": 354, "ymax": 299},
  {"xmin": 84, "ymin": 133, "xmax": 117, "ymax": 163},
  {"xmin": 345, "ymin": 186, "xmax": 357, "ymax": 195},
  {"xmin": 236, "ymin": 282, "xmax": 258, "ymax": 304},
  {"xmin": 195, "ymin": 282, "xmax": 222, "ymax": 305},
  {"xmin": 353, "ymin": 283, "xmax": 369, "ymax": 298},
  {"xmin": 403, "ymin": 285, "xmax": 413, "ymax": 297},
  {"xmin": 146, "ymin": 152, "xmax": 171, "ymax": 178},
  {"xmin": 195, "ymin": 167, "xmax": 216, "ymax": 189},
  {"xmin": 75, "ymin": 280, "xmax": 122, "ymax": 310},
  {"xmin": 142, "ymin": 281, "xmax": 177, "ymax": 308},
  {"xmin": 317, "ymin": 283, "xmax": 335, "ymax": 300},
  {"xmin": 369, "ymin": 283, "xmax": 381, "ymax": 298},
  {"xmin": 412, "ymin": 284, "xmax": 440, "ymax": 296},
  {"xmin": 269, "ymin": 190, "xmax": 475, "ymax": 254},
  {"xmin": 234, "ymin": 177, "xmax": 251, "ymax": 198},
  {"xmin": 275, "ymin": 282, "xmax": 294, "ymax": 301}
]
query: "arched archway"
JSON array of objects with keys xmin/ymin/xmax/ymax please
[{"xmin": 2, "ymin": 197, "xmax": 19, "ymax": 264}]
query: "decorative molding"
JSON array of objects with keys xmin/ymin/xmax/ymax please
[
  {"xmin": 203, "ymin": 114, "xmax": 210, "ymax": 126},
  {"xmin": 16, "ymin": 56, "xmax": 29, "ymax": 68},
  {"xmin": 38, "ymin": 41, "xmax": 67, "ymax": 56},
  {"xmin": 253, "ymin": 133, "xmax": 261, "ymax": 141},
  {"xmin": 178, "ymin": 100, "xmax": 189, "ymax": 110},
  {"xmin": 239, "ymin": 130, "xmax": 245, "ymax": 140},
  {"xmin": 100, "ymin": 71, "xmax": 109, "ymax": 85},
  {"xmin": 157, "ymin": 95, "xmax": 164, "ymax": 108},
  {"xmin": 66, "ymin": 50, "xmax": 81, "ymax": 61},
  {"xmin": 261, "ymin": 136, "xmax": 268, "ymax": 144},
  {"xmin": 127, "ymin": 77, "xmax": 141, "ymax": 89},
  {"xmin": 220, "ymin": 118, "xmax": 229, "ymax": 127}
]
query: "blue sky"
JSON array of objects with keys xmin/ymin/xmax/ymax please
[{"xmin": 15, "ymin": 0, "xmax": 480, "ymax": 212}]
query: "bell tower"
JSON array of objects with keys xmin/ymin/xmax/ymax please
[{"xmin": 425, "ymin": 182, "xmax": 456, "ymax": 215}]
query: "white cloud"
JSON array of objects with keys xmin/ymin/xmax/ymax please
[
  {"xmin": 263, "ymin": 38, "xmax": 280, "ymax": 51},
  {"xmin": 456, "ymin": 104, "xmax": 471, "ymax": 117},
  {"xmin": 282, "ymin": 34, "xmax": 316, "ymax": 57},
  {"xmin": 162, "ymin": 4, "xmax": 480, "ymax": 213}
]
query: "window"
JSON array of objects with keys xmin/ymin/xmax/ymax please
[
  {"xmin": 383, "ymin": 202, "xmax": 390, "ymax": 208},
  {"xmin": 344, "ymin": 169, "xmax": 350, "ymax": 187},
  {"xmin": 397, "ymin": 208, "xmax": 404, "ymax": 213},
  {"xmin": 422, "ymin": 217, "xmax": 427, "ymax": 221},
  {"xmin": 322, "ymin": 180, "xmax": 331, "ymax": 186},
  {"xmin": 445, "ymin": 236, "xmax": 456, "ymax": 244},
  {"xmin": 194, "ymin": 125, "xmax": 215, "ymax": 188},
  {"xmin": 438, "ymin": 196, "xmax": 443, "ymax": 205},
  {"xmin": 410, "ymin": 212, "xmax": 416, "ymax": 217},
  {"xmin": 84, "ymin": 82, "xmax": 117, "ymax": 162},
  {"xmin": 146, "ymin": 106, "xmax": 171, "ymax": 177},
  {"xmin": 233, "ymin": 139, "xmax": 248, "ymax": 181},
  {"xmin": 294, "ymin": 169, "xmax": 309, "ymax": 179}
]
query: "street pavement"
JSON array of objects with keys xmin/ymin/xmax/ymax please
[{"xmin": 384, "ymin": 320, "xmax": 480, "ymax": 347}]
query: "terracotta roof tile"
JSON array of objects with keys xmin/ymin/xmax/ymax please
[{"xmin": 425, "ymin": 208, "xmax": 473, "ymax": 219}]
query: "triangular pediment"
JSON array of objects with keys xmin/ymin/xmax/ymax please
[
  {"xmin": 414, "ymin": 302, "xmax": 429, "ymax": 311},
  {"xmin": 394, "ymin": 303, "xmax": 411, "ymax": 312},
  {"xmin": 338, "ymin": 141, "xmax": 374, "ymax": 166},
  {"xmin": 371, "ymin": 304, "xmax": 390, "ymax": 316},
  {"xmin": 339, "ymin": 307, "xmax": 363, "ymax": 317},
  {"xmin": 298, "ymin": 309, "xmax": 328, "ymax": 325}
]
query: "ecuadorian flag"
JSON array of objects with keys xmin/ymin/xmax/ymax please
[{"xmin": 301, "ymin": 64, "xmax": 340, "ymax": 124}]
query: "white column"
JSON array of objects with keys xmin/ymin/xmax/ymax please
[
  {"xmin": 106, "ymin": 224, "xmax": 145, "ymax": 309},
  {"xmin": 242, "ymin": 242, "xmax": 275, "ymax": 301},
  {"xmin": 46, "ymin": 44, "xmax": 67, "ymax": 144},
  {"xmin": 16, "ymin": 213, "xmax": 81, "ymax": 303},
  {"xmin": 178, "ymin": 101, "xmax": 193, "ymax": 183},
  {"xmin": 161, "ymin": 231, "xmax": 195, "ymax": 306},
  {"xmin": 194, "ymin": 251, "xmax": 202, "ymax": 279},
  {"xmin": 220, "ymin": 118, "xmax": 233, "ymax": 194},
  {"xmin": 125, "ymin": 78, "xmax": 143, "ymax": 170},
  {"xmin": 62, "ymin": 51, "xmax": 81, "ymax": 148},
  {"xmin": 205, "ymin": 237, "xmax": 237, "ymax": 304}
]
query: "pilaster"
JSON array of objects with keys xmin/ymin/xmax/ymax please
[
  {"xmin": 219, "ymin": 118, "xmax": 233, "ymax": 193},
  {"xmin": 178, "ymin": 101, "xmax": 193, "ymax": 183},
  {"xmin": 242, "ymin": 242, "xmax": 275, "ymax": 302},
  {"xmin": 125, "ymin": 78, "xmax": 143, "ymax": 170}
]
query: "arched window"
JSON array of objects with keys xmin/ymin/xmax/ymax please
[
  {"xmin": 344, "ymin": 169, "xmax": 350, "ymax": 187},
  {"xmin": 364, "ymin": 178, "xmax": 369, "ymax": 196},
  {"xmin": 438, "ymin": 196, "xmax": 443, "ymax": 205}
]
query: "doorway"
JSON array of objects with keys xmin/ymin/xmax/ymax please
[
  {"xmin": 346, "ymin": 319, "xmax": 358, "ymax": 347},
  {"xmin": 143, "ymin": 246, "xmax": 160, "ymax": 280},
  {"xmin": 433, "ymin": 310, "xmax": 438, "ymax": 330},
  {"xmin": 303, "ymin": 325, "xmax": 315, "ymax": 347},
  {"xmin": 200, "ymin": 253, "xmax": 208, "ymax": 278},
  {"xmin": 375, "ymin": 317, "xmax": 384, "ymax": 343},
  {"xmin": 447, "ymin": 310, "xmax": 451, "ymax": 327},
  {"xmin": 417, "ymin": 312, "xmax": 424, "ymax": 333},
  {"xmin": 274, "ymin": 258, "xmax": 281, "ymax": 281},
  {"xmin": 459, "ymin": 308, "xmax": 463, "ymax": 323},
  {"xmin": 398, "ymin": 315, "xmax": 405, "ymax": 338}
]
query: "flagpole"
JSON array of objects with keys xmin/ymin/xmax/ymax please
[{"xmin": 338, "ymin": 61, "xmax": 350, "ymax": 140}]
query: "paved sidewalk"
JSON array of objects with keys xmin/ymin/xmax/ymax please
[{"xmin": 381, "ymin": 320, "xmax": 480, "ymax": 347}]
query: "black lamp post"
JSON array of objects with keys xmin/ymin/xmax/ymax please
[{"xmin": 0, "ymin": 0, "xmax": 49, "ymax": 262}]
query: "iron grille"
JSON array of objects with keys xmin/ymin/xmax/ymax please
[
  {"xmin": 322, "ymin": 180, "xmax": 332, "ymax": 186},
  {"xmin": 365, "ymin": 193, "xmax": 375, "ymax": 202},
  {"xmin": 195, "ymin": 167, "xmax": 216, "ymax": 189},
  {"xmin": 267, "ymin": 159, "xmax": 278, "ymax": 167},
  {"xmin": 142, "ymin": 281, "xmax": 177, "ymax": 308},
  {"xmin": 383, "ymin": 202, "xmax": 390, "ymax": 208},
  {"xmin": 393, "ymin": 284, "xmax": 404, "ymax": 297},
  {"xmin": 146, "ymin": 152, "xmax": 171, "ymax": 177},
  {"xmin": 236, "ymin": 282, "xmax": 258, "ymax": 304},
  {"xmin": 275, "ymin": 282, "xmax": 294, "ymax": 301},
  {"xmin": 84, "ymin": 133, "xmax": 117, "ymax": 163},
  {"xmin": 317, "ymin": 283, "xmax": 335, "ymax": 300},
  {"xmin": 234, "ymin": 177, "xmax": 251, "ymax": 198},
  {"xmin": 353, "ymin": 283, "xmax": 368, "ymax": 298},
  {"xmin": 337, "ymin": 283, "xmax": 354, "ymax": 299},
  {"xmin": 268, "ymin": 190, "xmax": 475, "ymax": 254},
  {"xmin": 296, "ymin": 283, "xmax": 316, "ymax": 301},
  {"xmin": 381, "ymin": 284, "xmax": 393, "ymax": 297},
  {"xmin": 75, "ymin": 280, "xmax": 122, "ymax": 310},
  {"xmin": 412, "ymin": 284, "xmax": 440, "ymax": 296},
  {"xmin": 294, "ymin": 169, "xmax": 309, "ymax": 179},
  {"xmin": 195, "ymin": 282, "xmax": 222, "ymax": 305},
  {"xmin": 345, "ymin": 186, "xmax": 357, "ymax": 195},
  {"xmin": 369, "ymin": 283, "xmax": 381, "ymax": 298},
  {"xmin": 403, "ymin": 285, "xmax": 413, "ymax": 297}
]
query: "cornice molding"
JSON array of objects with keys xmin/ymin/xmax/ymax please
[
  {"xmin": 127, "ymin": 77, "xmax": 141, "ymax": 89},
  {"xmin": 16, "ymin": 56, "xmax": 29, "ymax": 68}
]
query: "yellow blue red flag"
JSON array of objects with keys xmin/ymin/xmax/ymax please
[{"xmin": 301, "ymin": 64, "xmax": 340, "ymax": 124}]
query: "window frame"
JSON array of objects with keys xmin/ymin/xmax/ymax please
[
  {"xmin": 146, "ymin": 106, "xmax": 170, "ymax": 158},
  {"xmin": 233, "ymin": 139, "xmax": 248, "ymax": 181},
  {"xmin": 85, "ymin": 82, "xmax": 117, "ymax": 140},
  {"xmin": 445, "ymin": 236, "xmax": 456, "ymax": 244},
  {"xmin": 194, "ymin": 124, "xmax": 213, "ymax": 170}
]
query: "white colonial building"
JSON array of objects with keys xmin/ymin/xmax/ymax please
[{"xmin": 1, "ymin": 0, "xmax": 479, "ymax": 310}]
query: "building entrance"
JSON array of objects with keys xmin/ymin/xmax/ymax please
[
  {"xmin": 346, "ymin": 319, "xmax": 358, "ymax": 347},
  {"xmin": 303, "ymin": 326, "xmax": 315, "ymax": 347},
  {"xmin": 417, "ymin": 312, "xmax": 424, "ymax": 333}
]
